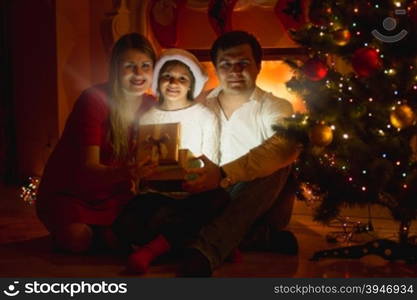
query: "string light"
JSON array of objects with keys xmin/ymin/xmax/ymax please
[
  {"xmin": 343, "ymin": 133, "xmax": 349, "ymax": 139},
  {"xmin": 20, "ymin": 176, "xmax": 40, "ymax": 204}
]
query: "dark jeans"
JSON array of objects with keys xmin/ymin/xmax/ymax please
[
  {"xmin": 190, "ymin": 166, "xmax": 294, "ymax": 269},
  {"xmin": 112, "ymin": 189, "xmax": 230, "ymax": 251}
]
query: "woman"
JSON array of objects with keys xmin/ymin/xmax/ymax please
[
  {"xmin": 36, "ymin": 33, "xmax": 157, "ymax": 253},
  {"xmin": 113, "ymin": 49, "xmax": 229, "ymax": 274}
]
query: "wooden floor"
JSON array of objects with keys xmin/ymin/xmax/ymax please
[{"xmin": 1, "ymin": 184, "xmax": 416, "ymax": 278}]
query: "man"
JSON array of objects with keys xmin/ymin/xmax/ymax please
[{"xmin": 182, "ymin": 31, "xmax": 300, "ymax": 276}]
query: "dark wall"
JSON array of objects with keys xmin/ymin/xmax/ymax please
[
  {"xmin": 7, "ymin": 0, "xmax": 59, "ymax": 181},
  {"xmin": 0, "ymin": 0, "xmax": 17, "ymax": 183}
]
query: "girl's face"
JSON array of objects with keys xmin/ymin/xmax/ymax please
[
  {"xmin": 119, "ymin": 49, "xmax": 153, "ymax": 96},
  {"xmin": 159, "ymin": 64, "xmax": 192, "ymax": 103}
]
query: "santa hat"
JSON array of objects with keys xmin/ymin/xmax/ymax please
[{"xmin": 151, "ymin": 48, "xmax": 208, "ymax": 99}]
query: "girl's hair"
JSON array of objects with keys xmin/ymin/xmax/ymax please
[
  {"xmin": 157, "ymin": 60, "xmax": 195, "ymax": 104},
  {"xmin": 107, "ymin": 33, "xmax": 156, "ymax": 161}
]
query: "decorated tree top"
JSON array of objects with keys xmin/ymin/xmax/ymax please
[{"xmin": 278, "ymin": 0, "xmax": 417, "ymax": 224}]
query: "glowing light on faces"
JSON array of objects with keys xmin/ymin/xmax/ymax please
[
  {"xmin": 215, "ymin": 44, "xmax": 260, "ymax": 95},
  {"xmin": 119, "ymin": 49, "xmax": 153, "ymax": 97},
  {"xmin": 158, "ymin": 63, "xmax": 192, "ymax": 106}
]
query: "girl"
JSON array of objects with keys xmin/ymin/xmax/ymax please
[
  {"xmin": 113, "ymin": 49, "xmax": 228, "ymax": 274},
  {"xmin": 36, "ymin": 33, "xmax": 157, "ymax": 253},
  {"xmin": 141, "ymin": 48, "xmax": 219, "ymax": 163}
]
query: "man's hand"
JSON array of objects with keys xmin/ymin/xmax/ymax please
[{"xmin": 183, "ymin": 155, "xmax": 221, "ymax": 193}]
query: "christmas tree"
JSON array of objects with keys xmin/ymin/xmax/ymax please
[{"xmin": 278, "ymin": 0, "xmax": 417, "ymax": 244}]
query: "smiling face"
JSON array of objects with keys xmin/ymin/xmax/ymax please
[
  {"xmin": 118, "ymin": 49, "xmax": 153, "ymax": 96},
  {"xmin": 158, "ymin": 61, "xmax": 194, "ymax": 104},
  {"xmin": 215, "ymin": 44, "xmax": 260, "ymax": 95}
]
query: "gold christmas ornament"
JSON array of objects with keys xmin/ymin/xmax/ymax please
[
  {"xmin": 332, "ymin": 29, "xmax": 351, "ymax": 46},
  {"xmin": 390, "ymin": 105, "xmax": 416, "ymax": 129},
  {"xmin": 309, "ymin": 124, "xmax": 333, "ymax": 147}
]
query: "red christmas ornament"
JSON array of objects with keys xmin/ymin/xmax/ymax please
[
  {"xmin": 352, "ymin": 47, "xmax": 382, "ymax": 77},
  {"xmin": 302, "ymin": 58, "xmax": 328, "ymax": 81}
]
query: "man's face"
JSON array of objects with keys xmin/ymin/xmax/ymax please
[{"xmin": 215, "ymin": 44, "xmax": 260, "ymax": 94}]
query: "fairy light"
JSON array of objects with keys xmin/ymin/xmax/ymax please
[
  {"xmin": 394, "ymin": 91, "xmax": 399, "ymax": 95},
  {"xmin": 343, "ymin": 133, "xmax": 349, "ymax": 139},
  {"xmin": 403, "ymin": 184, "xmax": 408, "ymax": 189},
  {"xmin": 396, "ymin": 161, "xmax": 401, "ymax": 166},
  {"xmin": 378, "ymin": 129, "xmax": 385, "ymax": 135},
  {"xmin": 348, "ymin": 177, "xmax": 353, "ymax": 182},
  {"xmin": 330, "ymin": 125, "xmax": 336, "ymax": 130},
  {"xmin": 368, "ymin": 97, "xmax": 374, "ymax": 102},
  {"xmin": 361, "ymin": 186, "xmax": 367, "ymax": 191},
  {"xmin": 362, "ymin": 170, "xmax": 367, "ymax": 174},
  {"xmin": 402, "ymin": 173, "xmax": 407, "ymax": 177},
  {"xmin": 20, "ymin": 176, "xmax": 41, "ymax": 204},
  {"xmin": 354, "ymin": 7, "xmax": 359, "ymax": 13},
  {"xmin": 382, "ymin": 153, "xmax": 387, "ymax": 158}
]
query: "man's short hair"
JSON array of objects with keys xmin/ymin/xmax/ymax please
[{"xmin": 210, "ymin": 31, "xmax": 263, "ymax": 68}]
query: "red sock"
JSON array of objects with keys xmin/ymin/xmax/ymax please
[
  {"xmin": 226, "ymin": 248, "xmax": 243, "ymax": 263},
  {"xmin": 128, "ymin": 235, "xmax": 171, "ymax": 273}
]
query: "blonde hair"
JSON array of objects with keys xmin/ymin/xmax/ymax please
[{"xmin": 107, "ymin": 33, "xmax": 156, "ymax": 161}]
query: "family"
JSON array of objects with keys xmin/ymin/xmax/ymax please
[{"xmin": 36, "ymin": 31, "xmax": 300, "ymax": 277}]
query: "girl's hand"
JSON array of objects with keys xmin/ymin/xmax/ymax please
[{"xmin": 127, "ymin": 156, "xmax": 158, "ymax": 182}]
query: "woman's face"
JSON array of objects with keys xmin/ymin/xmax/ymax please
[
  {"xmin": 159, "ymin": 63, "xmax": 192, "ymax": 103},
  {"xmin": 119, "ymin": 49, "xmax": 153, "ymax": 96}
]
